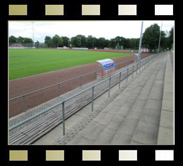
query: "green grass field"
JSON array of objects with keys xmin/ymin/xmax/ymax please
[{"xmin": 9, "ymin": 49, "xmax": 133, "ymax": 80}]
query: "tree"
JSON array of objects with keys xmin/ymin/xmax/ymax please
[
  {"xmin": 35, "ymin": 41, "xmax": 40, "ymax": 48},
  {"xmin": 86, "ymin": 35, "xmax": 94, "ymax": 48},
  {"xmin": 117, "ymin": 37, "xmax": 125, "ymax": 48},
  {"xmin": 116, "ymin": 42, "xmax": 119, "ymax": 50},
  {"xmin": 129, "ymin": 38, "xmax": 137, "ymax": 50},
  {"xmin": 16, "ymin": 36, "xmax": 25, "ymax": 43},
  {"xmin": 9, "ymin": 36, "xmax": 17, "ymax": 43},
  {"xmin": 23, "ymin": 37, "xmax": 33, "ymax": 44},
  {"xmin": 80, "ymin": 35, "xmax": 87, "ymax": 47},
  {"xmin": 142, "ymin": 24, "xmax": 160, "ymax": 51},
  {"xmin": 52, "ymin": 35, "xmax": 63, "ymax": 47},
  {"xmin": 44, "ymin": 36, "xmax": 52, "ymax": 47},
  {"xmin": 104, "ymin": 39, "xmax": 110, "ymax": 48},
  {"xmin": 71, "ymin": 35, "xmax": 87, "ymax": 47},
  {"xmin": 109, "ymin": 38, "xmax": 116, "ymax": 49},
  {"xmin": 71, "ymin": 35, "xmax": 81, "ymax": 47},
  {"xmin": 62, "ymin": 36, "xmax": 69, "ymax": 47},
  {"xmin": 135, "ymin": 38, "xmax": 140, "ymax": 48},
  {"xmin": 167, "ymin": 27, "xmax": 173, "ymax": 49},
  {"xmin": 10, "ymin": 36, "xmax": 33, "ymax": 46},
  {"xmin": 124, "ymin": 38, "xmax": 130, "ymax": 49},
  {"xmin": 159, "ymin": 31, "xmax": 167, "ymax": 50},
  {"xmin": 96, "ymin": 37, "xmax": 106, "ymax": 48}
]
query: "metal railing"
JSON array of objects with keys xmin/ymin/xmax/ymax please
[
  {"xmin": 9, "ymin": 53, "xmax": 158, "ymax": 134},
  {"xmin": 9, "ymin": 71, "xmax": 97, "ymax": 113},
  {"xmin": 9, "ymin": 70, "xmax": 97, "ymax": 104},
  {"xmin": 9, "ymin": 57, "xmax": 136, "ymax": 117}
]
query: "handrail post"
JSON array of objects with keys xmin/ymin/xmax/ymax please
[
  {"xmin": 142, "ymin": 60, "xmax": 144, "ymax": 69},
  {"xmin": 144, "ymin": 59, "xmax": 146, "ymax": 68},
  {"xmin": 62, "ymin": 102, "xmax": 65, "ymax": 135},
  {"xmin": 139, "ymin": 61, "xmax": 141, "ymax": 71},
  {"xmin": 58, "ymin": 84, "xmax": 61, "ymax": 96},
  {"xmin": 91, "ymin": 86, "xmax": 94, "ymax": 111},
  {"xmin": 118, "ymin": 72, "xmax": 121, "ymax": 89},
  {"xmin": 126, "ymin": 68, "xmax": 128, "ymax": 83},
  {"xmin": 132, "ymin": 65, "xmax": 134, "ymax": 78},
  {"xmin": 80, "ymin": 76, "xmax": 82, "ymax": 87},
  {"xmin": 108, "ymin": 77, "xmax": 111, "ymax": 98},
  {"xmin": 22, "ymin": 95, "xmax": 26, "ymax": 112},
  {"xmin": 136, "ymin": 63, "xmax": 138, "ymax": 74}
]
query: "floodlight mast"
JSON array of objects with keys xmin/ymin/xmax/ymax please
[
  {"xmin": 138, "ymin": 21, "xmax": 144, "ymax": 63},
  {"xmin": 158, "ymin": 22, "xmax": 163, "ymax": 53}
]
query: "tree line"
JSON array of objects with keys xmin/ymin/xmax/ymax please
[
  {"xmin": 9, "ymin": 24, "xmax": 173, "ymax": 51},
  {"xmin": 9, "ymin": 36, "xmax": 33, "ymax": 45},
  {"xmin": 44, "ymin": 34, "xmax": 140, "ymax": 49}
]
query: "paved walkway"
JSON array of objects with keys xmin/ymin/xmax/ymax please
[{"xmin": 32, "ymin": 51, "xmax": 173, "ymax": 145}]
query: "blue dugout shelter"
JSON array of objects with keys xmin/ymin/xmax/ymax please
[{"xmin": 96, "ymin": 59, "xmax": 115, "ymax": 77}]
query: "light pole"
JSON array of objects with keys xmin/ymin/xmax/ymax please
[
  {"xmin": 31, "ymin": 22, "xmax": 34, "ymax": 47},
  {"xmin": 137, "ymin": 21, "xmax": 144, "ymax": 62},
  {"xmin": 158, "ymin": 22, "xmax": 163, "ymax": 53}
]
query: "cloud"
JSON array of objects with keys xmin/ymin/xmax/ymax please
[{"xmin": 9, "ymin": 21, "xmax": 174, "ymax": 42}]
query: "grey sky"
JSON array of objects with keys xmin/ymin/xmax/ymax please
[{"xmin": 9, "ymin": 21, "xmax": 174, "ymax": 42}]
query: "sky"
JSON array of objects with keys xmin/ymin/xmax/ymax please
[{"xmin": 9, "ymin": 21, "xmax": 174, "ymax": 43}]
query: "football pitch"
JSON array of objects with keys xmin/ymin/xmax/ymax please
[{"xmin": 9, "ymin": 49, "xmax": 133, "ymax": 80}]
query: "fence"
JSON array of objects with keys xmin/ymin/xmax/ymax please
[
  {"xmin": 9, "ymin": 71, "xmax": 97, "ymax": 117},
  {"xmin": 9, "ymin": 56, "xmax": 144, "ymax": 118},
  {"xmin": 9, "ymin": 53, "xmax": 158, "ymax": 133},
  {"xmin": 9, "ymin": 43, "xmax": 48, "ymax": 48}
]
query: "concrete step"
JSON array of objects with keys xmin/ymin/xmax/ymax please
[
  {"xmin": 54, "ymin": 55, "xmax": 156, "ymax": 145},
  {"xmin": 157, "ymin": 51, "xmax": 174, "ymax": 145},
  {"xmin": 108, "ymin": 57, "xmax": 164, "ymax": 145},
  {"xmin": 89, "ymin": 55, "xmax": 165, "ymax": 145},
  {"xmin": 130, "ymin": 53, "xmax": 167, "ymax": 145},
  {"xmin": 54, "ymin": 53, "xmax": 167, "ymax": 145}
]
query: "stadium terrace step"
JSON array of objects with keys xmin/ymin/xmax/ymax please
[
  {"xmin": 53, "ymin": 52, "xmax": 170, "ymax": 145},
  {"xmin": 157, "ymin": 51, "xmax": 174, "ymax": 145},
  {"xmin": 130, "ymin": 54, "xmax": 167, "ymax": 145},
  {"xmin": 9, "ymin": 53, "xmax": 164, "ymax": 145},
  {"xmin": 9, "ymin": 54, "xmax": 146, "ymax": 145}
]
